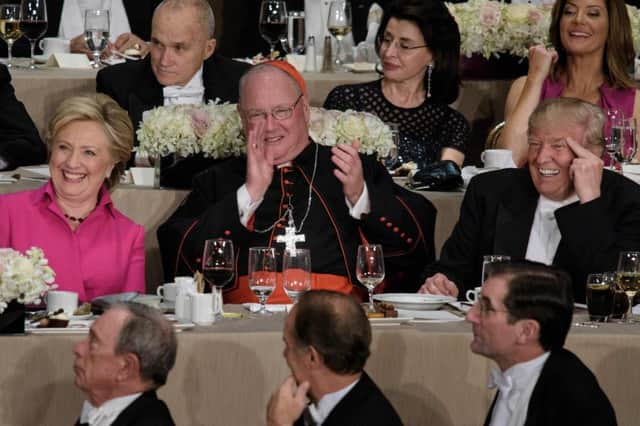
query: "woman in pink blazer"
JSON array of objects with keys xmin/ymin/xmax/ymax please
[{"xmin": 0, "ymin": 94, "xmax": 145, "ymax": 302}]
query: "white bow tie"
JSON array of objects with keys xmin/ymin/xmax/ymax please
[
  {"xmin": 162, "ymin": 86, "xmax": 204, "ymax": 103},
  {"xmin": 488, "ymin": 368, "xmax": 520, "ymax": 412}
]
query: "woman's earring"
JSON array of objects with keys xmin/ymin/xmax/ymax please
[{"xmin": 427, "ymin": 63, "xmax": 433, "ymax": 99}]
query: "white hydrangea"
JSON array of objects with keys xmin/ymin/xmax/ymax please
[{"xmin": 0, "ymin": 247, "xmax": 57, "ymax": 313}]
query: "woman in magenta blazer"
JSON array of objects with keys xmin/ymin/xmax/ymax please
[{"xmin": 0, "ymin": 94, "xmax": 145, "ymax": 302}]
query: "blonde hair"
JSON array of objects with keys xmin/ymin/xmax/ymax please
[{"xmin": 45, "ymin": 94, "xmax": 134, "ymax": 189}]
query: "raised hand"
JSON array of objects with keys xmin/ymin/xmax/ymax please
[
  {"xmin": 331, "ymin": 140, "xmax": 365, "ymax": 205},
  {"xmin": 566, "ymin": 137, "xmax": 603, "ymax": 203},
  {"xmin": 245, "ymin": 120, "xmax": 274, "ymax": 202},
  {"xmin": 266, "ymin": 376, "xmax": 310, "ymax": 426},
  {"xmin": 527, "ymin": 45, "xmax": 557, "ymax": 82},
  {"xmin": 418, "ymin": 273, "xmax": 459, "ymax": 297}
]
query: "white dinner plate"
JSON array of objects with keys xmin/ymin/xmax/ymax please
[
  {"xmin": 372, "ymin": 293, "xmax": 456, "ymax": 311},
  {"xmin": 32, "ymin": 54, "xmax": 48, "ymax": 64},
  {"xmin": 343, "ymin": 62, "xmax": 376, "ymax": 73},
  {"xmin": 396, "ymin": 309, "xmax": 464, "ymax": 322}
]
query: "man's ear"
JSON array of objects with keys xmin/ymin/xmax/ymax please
[
  {"xmin": 306, "ymin": 345, "xmax": 322, "ymax": 369},
  {"xmin": 516, "ymin": 319, "xmax": 540, "ymax": 345},
  {"xmin": 117, "ymin": 352, "xmax": 142, "ymax": 382},
  {"xmin": 204, "ymin": 38, "xmax": 216, "ymax": 60}
]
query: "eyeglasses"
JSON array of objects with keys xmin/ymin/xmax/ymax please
[
  {"xmin": 474, "ymin": 297, "xmax": 510, "ymax": 317},
  {"xmin": 243, "ymin": 94, "xmax": 303, "ymax": 122},
  {"xmin": 377, "ymin": 35, "xmax": 428, "ymax": 54}
]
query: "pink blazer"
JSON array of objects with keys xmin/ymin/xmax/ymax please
[{"xmin": 0, "ymin": 181, "xmax": 145, "ymax": 302}]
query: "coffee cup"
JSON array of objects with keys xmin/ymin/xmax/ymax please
[
  {"xmin": 130, "ymin": 167, "xmax": 154, "ymax": 186},
  {"xmin": 465, "ymin": 286, "xmax": 481, "ymax": 303},
  {"xmin": 134, "ymin": 294, "xmax": 162, "ymax": 309},
  {"xmin": 156, "ymin": 283, "xmax": 178, "ymax": 302},
  {"xmin": 481, "ymin": 149, "xmax": 514, "ymax": 169},
  {"xmin": 190, "ymin": 293, "xmax": 214, "ymax": 325},
  {"xmin": 175, "ymin": 276, "xmax": 196, "ymax": 294},
  {"xmin": 175, "ymin": 293, "xmax": 192, "ymax": 322},
  {"xmin": 46, "ymin": 290, "xmax": 78, "ymax": 315},
  {"xmin": 38, "ymin": 37, "xmax": 70, "ymax": 57}
]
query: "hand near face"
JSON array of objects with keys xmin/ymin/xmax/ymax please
[
  {"xmin": 331, "ymin": 140, "xmax": 365, "ymax": 205},
  {"xmin": 566, "ymin": 137, "xmax": 603, "ymax": 203},
  {"xmin": 266, "ymin": 376, "xmax": 310, "ymax": 426},
  {"xmin": 246, "ymin": 120, "xmax": 275, "ymax": 202},
  {"xmin": 418, "ymin": 273, "xmax": 459, "ymax": 297},
  {"xmin": 527, "ymin": 45, "xmax": 557, "ymax": 82}
]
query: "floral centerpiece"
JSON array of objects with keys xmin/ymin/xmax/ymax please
[
  {"xmin": 136, "ymin": 101, "xmax": 394, "ymax": 159},
  {"xmin": 0, "ymin": 247, "xmax": 56, "ymax": 314}
]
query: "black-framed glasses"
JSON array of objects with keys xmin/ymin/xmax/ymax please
[
  {"xmin": 377, "ymin": 34, "xmax": 428, "ymax": 53},
  {"xmin": 243, "ymin": 94, "xmax": 303, "ymax": 122}
]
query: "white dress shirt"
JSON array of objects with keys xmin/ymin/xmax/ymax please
[
  {"xmin": 525, "ymin": 194, "xmax": 579, "ymax": 265},
  {"xmin": 162, "ymin": 66, "xmax": 205, "ymax": 106},
  {"xmin": 306, "ymin": 377, "xmax": 359, "ymax": 425},
  {"xmin": 79, "ymin": 392, "xmax": 142, "ymax": 426},
  {"xmin": 489, "ymin": 352, "xmax": 550, "ymax": 426},
  {"xmin": 59, "ymin": 0, "xmax": 131, "ymax": 42}
]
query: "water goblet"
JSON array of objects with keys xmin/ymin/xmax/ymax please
[
  {"xmin": 19, "ymin": 0, "xmax": 47, "ymax": 70},
  {"xmin": 202, "ymin": 238, "xmax": 234, "ymax": 319},
  {"xmin": 84, "ymin": 9, "xmax": 109, "ymax": 68},
  {"xmin": 259, "ymin": 0, "xmax": 287, "ymax": 58},
  {"xmin": 481, "ymin": 254, "xmax": 510, "ymax": 285},
  {"xmin": 327, "ymin": 0, "xmax": 352, "ymax": 69},
  {"xmin": 356, "ymin": 244, "xmax": 385, "ymax": 312},
  {"xmin": 604, "ymin": 109, "xmax": 623, "ymax": 169},
  {"xmin": 248, "ymin": 247, "xmax": 277, "ymax": 314},
  {"xmin": 283, "ymin": 248, "xmax": 311, "ymax": 304},
  {"xmin": 0, "ymin": 4, "xmax": 22, "ymax": 68}
]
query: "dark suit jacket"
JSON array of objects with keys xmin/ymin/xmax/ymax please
[
  {"xmin": 75, "ymin": 391, "xmax": 175, "ymax": 426},
  {"xmin": 11, "ymin": 0, "xmax": 161, "ymax": 57},
  {"xmin": 422, "ymin": 168, "xmax": 640, "ymax": 302},
  {"xmin": 96, "ymin": 53, "xmax": 250, "ymax": 188},
  {"xmin": 294, "ymin": 371, "xmax": 403, "ymax": 426},
  {"xmin": 0, "ymin": 64, "xmax": 45, "ymax": 170},
  {"xmin": 484, "ymin": 349, "xmax": 616, "ymax": 426}
]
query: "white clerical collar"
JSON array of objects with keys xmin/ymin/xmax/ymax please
[
  {"xmin": 163, "ymin": 66, "xmax": 205, "ymax": 105},
  {"xmin": 308, "ymin": 377, "xmax": 359, "ymax": 425},
  {"xmin": 59, "ymin": 0, "xmax": 131, "ymax": 41},
  {"xmin": 79, "ymin": 392, "xmax": 142, "ymax": 426}
]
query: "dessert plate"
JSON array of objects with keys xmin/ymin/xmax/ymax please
[{"xmin": 372, "ymin": 293, "xmax": 456, "ymax": 311}]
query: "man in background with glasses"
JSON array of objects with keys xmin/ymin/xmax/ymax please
[
  {"xmin": 467, "ymin": 261, "xmax": 615, "ymax": 426},
  {"xmin": 158, "ymin": 61, "xmax": 433, "ymax": 303}
]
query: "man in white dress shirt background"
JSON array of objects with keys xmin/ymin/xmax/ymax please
[
  {"xmin": 73, "ymin": 302, "xmax": 177, "ymax": 426},
  {"xmin": 466, "ymin": 261, "xmax": 615, "ymax": 426},
  {"xmin": 267, "ymin": 290, "xmax": 402, "ymax": 426},
  {"xmin": 418, "ymin": 97, "xmax": 640, "ymax": 302}
]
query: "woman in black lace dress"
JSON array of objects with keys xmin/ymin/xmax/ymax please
[{"xmin": 323, "ymin": 0, "xmax": 469, "ymax": 167}]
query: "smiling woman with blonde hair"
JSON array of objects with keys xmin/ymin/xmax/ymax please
[{"xmin": 0, "ymin": 94, "xmax": 145, "ymax": 302}]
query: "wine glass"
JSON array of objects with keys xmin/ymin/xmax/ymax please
[
  {"xmin": 605, "ymin": 109, "xmax": 623, "ymax": 169},
  {"xmin": 613, "ymin": 117, "xmax": 637, "ymax": 167},
  {"xmin": 283, "ymin": 248, "xmax": 311, "ymax": 304},
  {"xmin": 0, "ymin": 4, "xmax": 22, "ymax": 68},
  {"xmin": 248, "ymin": 247, "xmax": 277, "ymax": 314},
  {"xmin": 327, "ymin": 0, "xmax": 352, "ymax": 69},
  {"xmin": 259, "ymin": 0, "xmax": 287, "ymax": 58},
  {"xmin": 616, "ymin": 251, "xmax": 640, "ymax": 322},
  {"xmin": 356, "ymin": 244, "xmax": 385, "ymax": 312},
  {"xmin": 84, "ymin": 9, "xmax": 109, "ymax": 69},
  {"xmin": 202, "ymin": 239, "xmax": 235, "ymax": 319},
  {"xmin": 383, "ymin": 122, "xmax": 400, "ymax": 170},
  {"xmin": 19, "ymin": 0, "xmax": 47, "ymax": 70}
]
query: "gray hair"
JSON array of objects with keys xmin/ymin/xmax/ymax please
[
  {"xmin": 112, "ymin": 302, "xmax": 177, "ymax": 388},
  {"xmin": 528, "ymin": 97, "xmax": 605, "ymax": 149},
  {"xmin": 156, "ymin": 0, "xmax": 215, "ymax": 38}
]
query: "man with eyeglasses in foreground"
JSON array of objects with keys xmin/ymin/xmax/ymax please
[
  {"xmin": 467, "ymin": 261, "xmax": 616, "ymax": 425},
  {"xmin": 419, "ymin": 97, "xmax": 640, "ymax": 303},
  {"xmin": 158, "ymin": 61, "xmax": 433, "ymax": 303}
]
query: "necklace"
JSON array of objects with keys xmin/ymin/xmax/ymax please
[
  {"xmin": 254, "ymin": 143, "xmax": 318, "ymax": 234},
  {"xmin": 64, "ymin": 213, "xmax": 86, "ymax": 223}
]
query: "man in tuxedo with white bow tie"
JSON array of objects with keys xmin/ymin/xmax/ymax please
[
  {"xmin": 466, "ymin": 261, "xmax": 616, "ymax": 426},
  {"xmin": 267, "ymin": 290, "xmax": 402, "ymax": 426},
  {"xmin": 73, "ymin": 302, "xmax": 177, "ymax": 426},
  {"xmin": 96, "ymin": 0, "xmax": 249, "ymax": 188}
]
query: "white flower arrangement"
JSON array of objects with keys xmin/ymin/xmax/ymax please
[
  {"xmin": 0, "ymin": 247, "xmax": 56, "ymax": 314},
  {"xmin": 137, "ymin": 103, "xmax": 394, "ymax": 159}
]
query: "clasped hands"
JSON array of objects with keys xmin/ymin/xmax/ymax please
[{"xmin": 245, "ymin": 120, "xmax": 365, "ymax": 205}]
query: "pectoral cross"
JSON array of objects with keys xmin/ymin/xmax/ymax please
[{"xmin": 276, "ymin": 209, "xmax": 305, "ymax": 253}]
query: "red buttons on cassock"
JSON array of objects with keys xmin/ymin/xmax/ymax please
[
  {"xmin": 386, "ymin": 222, "xmax": 393, "ymax": 228},
  {"xmin": 281, "ymin": 205, "xmax": 288, "ymax": 209},
  {"xmin": 224, "ymin": 230, "xmax": 231, "ymax": 236},
  {"xmin": 276, "ymin": 223, "xmax": 284, "ymax": 228},
  {"xmin": 400, "ymin": 232, "xmax": 406, "ymax": 238},
  {"xmin": 406, "ymin": 238, "xmax": 413, "ymax": 244},
  {"xmin": 379, "ymin": 216, "xmax": 386, "ymax": 222},
  {"xmin": 284, "ymin": 179, "xmax": 293, "ymax": 185},
  {"xmin": 393, "ymin": 227, "xmax": 399, "ymax": 233}
]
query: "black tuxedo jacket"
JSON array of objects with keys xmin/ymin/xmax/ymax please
[
  {"xmin": 0, "ymin": 64, "xmax": 45, "ymax": 170},
  {"xmin": 96, "ymin": 53, "xmax": 250, "ymax": 188},
  {"xmin": 422, "ymin": 168, "xmax": 640, "ymax": 302},
  {"xmin": 484, "ymin": 349, "xmax": 616, "ymax": 426},
  {"xmin": 294, "ymin": 372, "xmax": 403, "ymax": 426},
  {"xmin": 75, "ymin": 391, "xmax": 175, "ymax": 426}
]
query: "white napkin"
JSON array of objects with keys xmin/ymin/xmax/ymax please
[{"xmin": 243, "ymin": 303, "xmax": 292, "ymax": 313}]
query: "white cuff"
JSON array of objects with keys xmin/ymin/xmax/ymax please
[
  {"xmin": 346, "ymin": 183, "xmax": 370, "ymax": 219},
  {"xmin": 237, "ymin": 184, "xmax": 263, "ymax": 227}
]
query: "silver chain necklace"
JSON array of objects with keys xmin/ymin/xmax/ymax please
[{"xmin": 253, "ymin": 143, "xmax": 318, "ymax": 234}]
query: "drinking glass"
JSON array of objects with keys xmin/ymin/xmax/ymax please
[
  {"xmin": 327, "ymin": 0, "xmax": 351, "ymax": 68},
  {"xmin": 616, "ymin": 251, "xmax": 640, "ymax": 322},
  {"xmin": 84, "ymin": 9, "xmax": 109, "ymax": 68},
  {"xmin": 383, "ymin": 123, "xmax": 401, "ymax": 170},
  {"xmin": 283, "ymin": 248, "xmax": 311, "ymax": 304},
  {"xmin": 612, "ymin": 117, "xmax": 637, "ymax": 166},
  {"xmin": 248, "ymin": 247, "xmax": 277, "ymax": 314},
  {"xmin": 356, "ymin": 244, "xmax": 385, "ymax": 312},
  {"xmin": 19, "ymin": 0, "xmax": 47, "ymax": 70},
  {"xmin": 481, "ymin": 255, "xmax": 511, "ymax": 285},
  {"xmin": 0, "ymin": 4, "xmax": 22, "ymax": 68},
  {"xmin": 202, "ymin": 239, "xmax": 234, "ymax": 319},
  {"xmin": 259, "ymin": 0, "xmax": 287, "ymax": 58},
  {"xmin": 604, "ymin": 109, "xmax": 622, "ymax": 169},
  {"xmin": 586, "ymin": 273, "xmax": 614, "ymax": 322}
]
